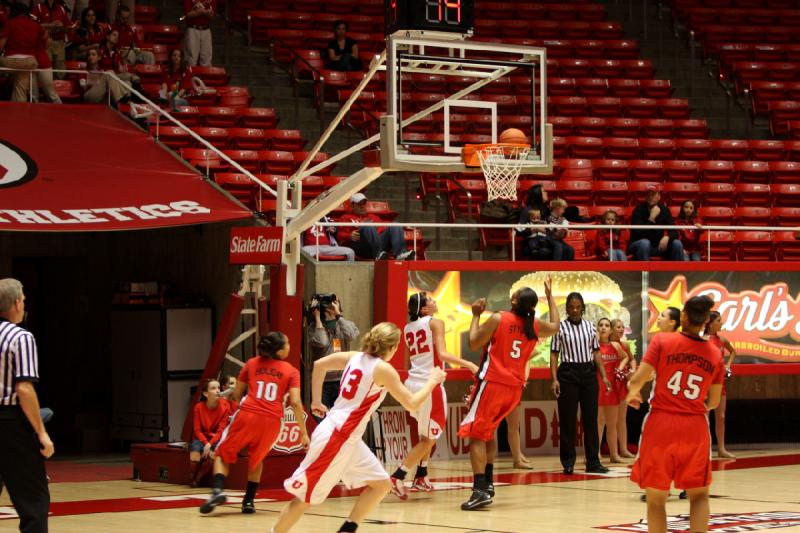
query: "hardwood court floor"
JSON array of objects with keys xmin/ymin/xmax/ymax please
[{"xmin": 2, "ymin": 450, "xmax": 800, "ymax": 532}]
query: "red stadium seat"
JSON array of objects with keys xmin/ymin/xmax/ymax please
[
  {"xmin": 629, "ymin": 160, "xmax": 664, "ymax": 182},
  {"xmin": 592, "ymin": 181, "xmax": 629, "ymax": 205},
  {"xmin": 221, "ymin": 149, "xmax": 260, "ymax": 172},
  {"xmin": 657, "ymin": 98, "xmax": 692, "ymax": 119},
  {"xmin": 259, "ymin": 150, "xmax": 295, "ymax": 174},
  {"xmin": 639, "ymin": 118, "xmax": 674, "ymax": 138},
  {"xmin": 639, "ymin": 138, "xmax": 675, "ymax": 160},
  {"xmin": 603, "ymin": 137, "xmax": 639, "ymax": 159},
  {"xmin": 736, "ymin": 231, "xmax": 774, "ymax": 260},
  {"xmin": 707, "ymin": 230, "xmax": 736, "ymax": 260},
  {"xmin": 606, "ymin": 118, "xmax": 641, "ymax": 137},
  {"xmin": 573, "ymin": 117, "xmax": 608, "ymax": 137},
  {"xmin": 292, "ymin": 151, "xmax": 333, "ymax": 175},
  {"xmin": 712, "ymin": 139, "xmax": 750, "ymax": 160},
  {"xmin": 772, "ymin": 183, "xmax": 800, "ymax": 206},
  {"xmin": 192, "ymin": 127, "xmax": 230, "ymax": 148},
  {"xmin": 772, "ymin": 207, "xmax": 800, "ymax": 225},
  {"xmin": 698, "ymin": 206, "xmax": 734, "ymax": 225},
  {"xmin": 774, "ymin": 231, "xmax": 800, "ymax": 260},
  {"xmin": 228, "ymin": 128, "xmax": 268, "ymax": 150},
  {"xmin": 735, "ymin": 206, "xmax": 771, "ymax": 226},
  {"xmin": 593, "ymin": 159, "xmax": 630, "ymax": 181},
  {"xmin": 556, "ymin": 179, "xmax": 594, "ymax": 205},
  {"xmin": 664, "ymin": 160, "xmax": 699, "ymax": 182},
  {"xmin": 663, "ymin": 182, "xmax": 700, "ymax": 206},
  {"xmin": 238, "ymin": 107, "xmax": 278, "ymax": 129},
  {"xmin": 770, "ymin": 161, "xmax": 800, "ymax": 183},
  {"xmin": 734, "ymin": 161, "xmax": 771, "ymax": 184},
  {"xmin": 200, "ymin": 106, "xmax": 239, "ymax": 127},
  {"xmin": 748, "ymin": 140, "xmax": 786, "ymax": 160},
  {"xmin": 567, "ymin": 136, "xmax": 604, "ymax": 158},
  {"xmin": 264, "ymin": 129, "xmax": 307, "ymax": 151},
  {"xmin": 151, "ymin": 125, "xmax": 192, "ymax": 149},
  {"xmin": 698, "ymin": 160, "xmax": 734, "ymax": 182},
  {"xmin": 700, "ymin": 182, "xmax": 736, "ymax": 206},
  {"xmin": 675, "ymin": 138, "xmax": 713, "ymax": 160}
]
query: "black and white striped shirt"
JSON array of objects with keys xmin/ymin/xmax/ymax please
[
  {"xmin": 550, "ymin": 318, "xmax": 600, "ymax": 364},
  {"xmin": 0, "ymin": 319, "xmax": 39, "ymax": 406}
]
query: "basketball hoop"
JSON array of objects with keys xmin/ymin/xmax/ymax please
[{"xmin": 463, "ymin": 143, "xmax": 531, "ymax": 202}]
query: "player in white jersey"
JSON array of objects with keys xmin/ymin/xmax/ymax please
[
  {"xmin": 389, "ymin": 292, "xmax": 479, "ymax": 499},
  {"xmin": 271, "ymin": 322, "xmax": 446, "ymax": 533}
]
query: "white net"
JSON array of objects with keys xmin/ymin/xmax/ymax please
[{"xmin": 478, "ymin": 145, "xmax": 531, "ymax": 202}]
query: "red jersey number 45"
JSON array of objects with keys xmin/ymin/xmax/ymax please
[{"xmin": 666, "ymin": 370, "xmax": 704, "ymax": 400}]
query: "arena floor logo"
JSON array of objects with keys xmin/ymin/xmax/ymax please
[
  {"xmin": 597, "ymin": 511, "xmax": 800, "ymax": 531},
  {"xmin": 0, "ymin": 140, "xmax": 38, "ymax": 188}
]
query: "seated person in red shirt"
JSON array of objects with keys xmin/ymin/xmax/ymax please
[
  {"xmin": 676, "ymin": 199, "xmax": 703, "ymax": 261},
  {"xmin": 338, "ymin": 193, "xmax": 415, "ymax": 261},
  {"xmin": 112, "ymin": 5, "xmax": 154, "ymax": 66},
  {"xmin": 595, "ymin": 209, "xmax": 627, "ymax": 262},
  {"xmin": 99, "ymin": 28, "xmax": 143, "ymax": 95},
  {"xmin": 160, "ymin": 48, "xmax": 192, "ymax": 109},
  {"xmin": 189, "ymin": 378, "xmax": 230, "ymax": 488},
  {"xmin": 69, "ymin": 7, "xmax": 104, "ymax": 60},
  {"xmin": 302, "ymin": 216, "xmax": 355, "ymax": 261},
  {"xmin": 0, "ymin": 2, "xmax": 46, "ymax": 101}
]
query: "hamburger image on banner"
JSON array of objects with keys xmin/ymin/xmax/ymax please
[{"xmin": 510, "ymin": 271, "xmax": 635, "ymax": 366}]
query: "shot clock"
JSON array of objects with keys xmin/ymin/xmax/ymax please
[{"xmin": 385, "ymin": 0, "xmax": 475, "ymax": 35}]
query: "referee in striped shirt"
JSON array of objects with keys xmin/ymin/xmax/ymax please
[
  {"xmin": 550, "ymin": 292, "xmax": 612, "ymax": 475},
  {"xmin": 0, "ymin": 278, "xmax": 53, "ymax": 533}
]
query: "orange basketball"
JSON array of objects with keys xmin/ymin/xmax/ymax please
[{"xmin": 498, "ymin": 128, "xmax": 528, "ymax": 145}]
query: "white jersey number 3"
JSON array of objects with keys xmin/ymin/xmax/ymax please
[{"xmin": 666, "ymin": 370, "xmax": 703, "ymax": 400}]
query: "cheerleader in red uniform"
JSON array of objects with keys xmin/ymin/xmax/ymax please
[
  {"xmin": 704, "ymin": 311, "xmax": 737, "ymax": 459},
  {"xmin": 611, "ymin": 319, "xmax": 636, "ymax": 459},
  {"xmin": 189, "ymin": 379, "xmax": 231, "ymax": 487},
  {"xmin": 596, "ymin": 318, "xmax": 630, "ymax": 463}
]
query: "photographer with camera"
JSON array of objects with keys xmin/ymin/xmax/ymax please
[{"xmin": 307, "ymin": 294, "xmax": 359, "ymax": 411}]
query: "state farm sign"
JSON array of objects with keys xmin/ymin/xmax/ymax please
[{"xmin": 230, "ymin": 226, "xmax": 283, "ymax": 264}]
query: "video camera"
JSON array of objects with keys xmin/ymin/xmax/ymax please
[{"xmin": 306, "ymin": 293, "xmax": 339, "ymax": 320}]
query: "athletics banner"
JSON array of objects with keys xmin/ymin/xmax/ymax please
[{"xmin": 0, "ymin": 103, "xmax": 252, "ymax": 231}]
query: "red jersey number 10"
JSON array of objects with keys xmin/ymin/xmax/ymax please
[{"xmin": 406, "ymin": 329, "xmax": 431, "ymax": 356}]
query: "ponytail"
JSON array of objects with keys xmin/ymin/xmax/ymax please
[
  {"xmin": 512, "ymin": 287, "xmax": 538, "ymax": 340},
  {"xmin": 257, "ymin": 331, "xmax": 287, "ymax": 359},
  {"xmin": 407, "ymin": 292, "xmax": 426, "ymax": 322},
  {"xmin": 361, "ymin": 322, "xmax": 401, "ymax": 357}
]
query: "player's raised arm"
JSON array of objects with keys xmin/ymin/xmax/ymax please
[
  {"xmin": 535, "ymin": 274, "xmax": 560, "ymax": 338},
  {"xmin": 468, "ymin": 298, "xmax": 500, "ymax": 351},
  {"xmin": 373, "ymin": 362, "xmax": 446, "ymax": 412},
  {"xmin": 431, "ymin": 318, "xmax": 478, "ymax": 374}
]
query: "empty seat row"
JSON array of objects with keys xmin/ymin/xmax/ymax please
[
  {"xmin": 716, "ymin": 43, "xmax": 800, "ymax": 63},
  {"xmin": 148, "ymin": 106, "xmax": 279, "ymax": 128},
  {"xmin": 696, "ymin": 25, "xmax": 800, "ymax": 47},
  {"xmin": 553, "ymin": 158, "xmax": 800, "ymax": 182},
  {"xmin": 682, "ymin": 7, "xmax": 800, "ymax": 26},
  {"xmin": 180, "ymin": 148, "xmax": 332, "ymax": 175},
  {"xmin": 672, "ymin": 0, "xmax": 800, "ymax": 10},
  {"xmin": 151, "ymin": 127, "xmax": 306, "ymax": 151}
]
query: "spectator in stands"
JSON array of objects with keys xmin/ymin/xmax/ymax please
[
  {"xmin": 0, "ymin": 0, "xmax": 10, "ymax": 30},
  {"xmin": 0, "ymin": 3, "xmax": 46, "ymax": 101},
  {"xmin": 99, "ymin": 28, "xmax": 142, "ymax": 92},
  {"xmin": 32, "ymin": 28, "xmax": 62, "ymax": 103},
  {"xmin": 183, "ymin": 0, "xmax": 214, "ymax": 67},
  {"xmin": 326, "ymin": 20, "xmax": 361, "ymax": 72},
  {"xmin": 677, "ymin": 199, "xmax": 703, "ymax": 261},
  {"xmin": 302, "ymin": 216, "xmax": 355, "ymax": 261},
  {"xmin": 517, "ymin": 207, "xmax": 552, "ymax": 260},
  {"xmin": 547, "ymin": 198, "xmax": 574, "ymax": 261},
  {"xmin": 160, "ymin": 48, "xmax": 191, "ymax": 109},
  {"xmin": 106, "ymin": 0, "xmax": 134, "ymax": 29},
  {"xmin": 32, "ymin": 0, "xmax": 70, "ymax": 79},
  {"xmin": 627, "ymin": 185, "xmax": 685, "ymax": 261},
  {"xmin": 81, "ymin": 47, "xmax": 130, "ymax": 103},
  {"xmin": 69, "ymin": 7, "xmax": 103, "ymax": 60},
  {"xmin": 519, "ymin": 183, "xmax": 550, "ymax": 225},
  {"xmin": 339, "ymin": 192, "xmax": 416, "ymax": 261},
  {"xmin": 595, "ymin": 209, "xmax": 627, "ymax": 261},
  {"xmin": 112, "ymin": 5, "xmax": 153, "ymax": 66}
]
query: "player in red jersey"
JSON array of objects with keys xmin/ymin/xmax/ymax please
[
  {"xmin": 596, "ymin": 318, "xmax": 631, "ymax": 463},
  {"xmin": 458, "ymin": 278, "xmax": 560, "ymax": 511},
  {"xmin": 188, "ymin": 379, "xmax": 231, "ymax": 487},
  {"xmin": 271, "ymin": 322, "xmax": 445, "ymax": 533},
  {"xmin": 704, "ymin": 310, "xmax": 737, "ymax": 459},
  {"xmin": 200, "ymin": 332, "xmax": 309, "ymax": 515},
  {"xmin": 626, "ymin": 296, "xmax": 725, "ymax": 533}
]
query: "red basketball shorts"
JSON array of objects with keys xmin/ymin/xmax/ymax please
[
  {"xmin": 631, "ymin": 411, "xmax": 712, "ymax": 491},
  {"xmin": 458, "ymin": 380, "xmax": 521, "ymax": 442},
  {"xmin": 215, "ymin": 409, "xmax": 282, "ymax": 470}
]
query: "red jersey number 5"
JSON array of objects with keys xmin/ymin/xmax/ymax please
[{"xmin": 340, "ymin": 368, "xmax": 363, "ymax": 400}]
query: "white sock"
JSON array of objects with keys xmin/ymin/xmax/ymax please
[{"xmin": 420, "ymin": 462, "xmax": 428, "ymax": 468}]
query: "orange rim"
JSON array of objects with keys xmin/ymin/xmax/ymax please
[{"xmin": 462, "ymin": 143, "xmax": 531, "ymax": 167}]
